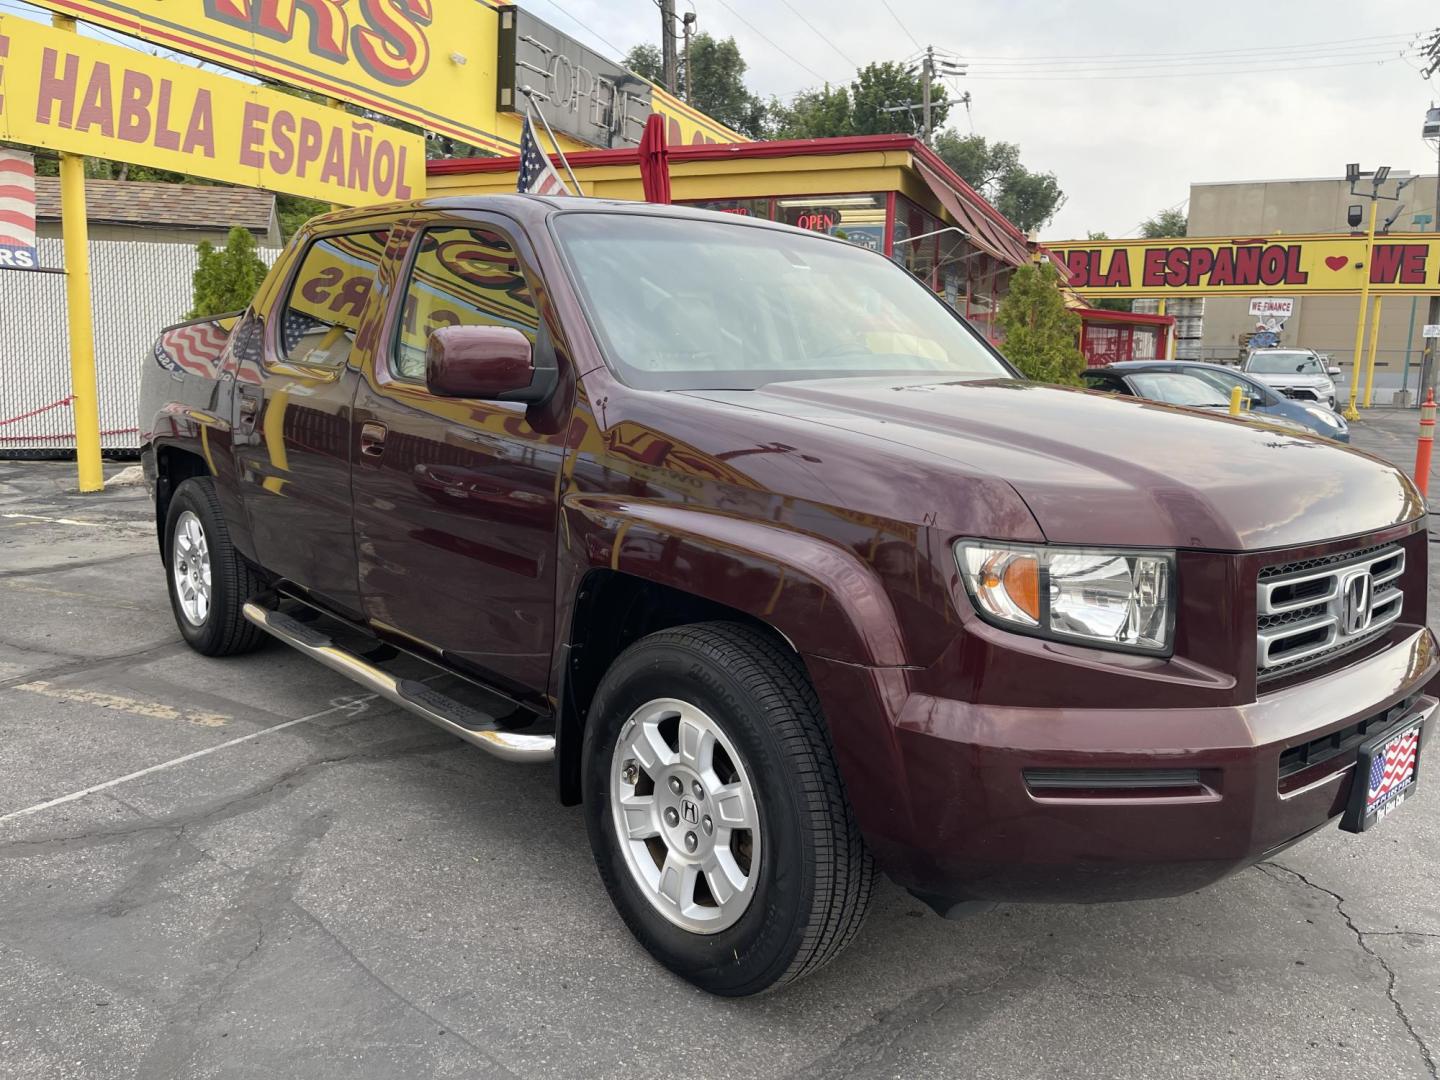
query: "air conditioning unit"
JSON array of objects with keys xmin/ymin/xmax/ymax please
[{"xmin": 1426, "ymin": 106, "xmax": 1440, "ymax": 141}]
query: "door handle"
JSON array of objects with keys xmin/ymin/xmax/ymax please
[
  {"xmin": 237, "ymin": 395, "xmax": 259, "ymax": 418},
  {"xmin": 359, "ymin": 421, "xmax": 388, "ymax": 458}
]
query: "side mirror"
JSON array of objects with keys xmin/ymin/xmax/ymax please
[
  {"xmin": 1327, "ymin": 366, "xmax": 1342, "ymax": 378},
  {"xmin": 425, "ymin": 325, "xmax": 550, "ymax": 402}
]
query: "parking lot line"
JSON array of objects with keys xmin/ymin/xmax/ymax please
[{"xmin": 0, "ymin": 693, "xmax": 375, "ymax": 826}]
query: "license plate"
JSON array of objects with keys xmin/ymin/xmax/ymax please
[{"xmin": 1341, "ymin": 722, "xmax": 1423, "ymax": 833}]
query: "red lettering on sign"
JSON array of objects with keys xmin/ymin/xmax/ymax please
[
  {"xmin": 256, "ymin": 0, "xmax": 349, "ymax": 62},
  {"xmin": 1163, "ymin": 248, "xmax": 1188, "ymax": 288},
  {"xmin": 1233, "ymin": 247, "xmax": 1261, "ymax": 286},
  {"xmin": 1186, "ymin": 247, "xmax": 1214, "ymax": 286},
  {"xmin": 1370, "ymin": 244, "xmax": 1429, "ymax": 285},
  {"xmin": 373, "ymin": 140, "xmax": 396, "ymax": 196},
  {"xmin": 1209, "ymin": 247, "xmax": 1234, "ymax": 286},
  {"xmin": 347, "ymin": 126, "xmax": 372, "ymax": 191},
  {"xmin": 1141, "ymin": 248, "xmax": 1166, "ymax": 288},
  {"xmin": 393, "ymin": 143, "xmax": 413, "ymax": 198},
  {"xmin": 270, "ymin": 110, "xmax": 297, "ymax": 174},
  {"xmin": 181, "ymin": 88, "xmax": 215, "ymax": 157},
  {"xmin": 36, "ymin": 48, "xmax": 78, "ymax": 128},
  {"xmin": 320, "ymin": 127, "xmax": 346, "ymax": 184},
  {"xmin": 295, "ymin": 117, "xmax": 324, "ymax": 177},
  {"xmin": 1284, "ymin": 245, "xmax": 1308, "ymax": 284},
  {"xmin": 117, "ymin": 69, "xmax": 153, "ymax": 143},
  {"xmin": 154, "ymin": 79, "xmax": 182, "ymax": 150},
  {"xmin": 1103, "ymin": 249, "xmax": 1130, "ymax": 288},
  {"xmin": 75, "ymin": 61, "xmax": 114, "ymax": 137},
  {"xmin": 239, "ymin": 101, "xmax": 268, "ymax": 168},
  {"xmin": 352, "ymin": 0, "xmax": 432, "ymax": 85}
]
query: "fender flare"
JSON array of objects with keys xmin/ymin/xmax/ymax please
[{"xmin": 561, "ymin": 495, "xmax": 910, "ymax": 668}]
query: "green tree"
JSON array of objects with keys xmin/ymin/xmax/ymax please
[
  {"xmin": 995, "ymin": 262, "xmax": 1086, "ymax": 384},
  {"xmin": 189, "ymin": 227, "xmax": 269, "ymax": 318},
  {"xmin": 1140, "ymin": 207, "xmax": 1188, "ymax": 238},
  {"xmin": 625, "ymin": 35, "xmax": 766, "ymax": 137},
  {"xmin": 849, "ymin": 61, "xmax": 948, "ymax": 135},
  {"xmin": 277, "ymin": 196, "xmax": 328, "ymax": 240},
  {"xmin": 766, "ymin": 84, "xmax": 853, "ymax": 139},
  {"xmin": 932, "ymin": 131, "xmax": 1064, "ymax": 233}
]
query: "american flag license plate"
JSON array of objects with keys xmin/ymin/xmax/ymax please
[{"xmin": 1341, "ymin": 723, "xmax": 1423, "ymax": 833}]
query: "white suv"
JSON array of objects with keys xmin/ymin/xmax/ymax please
[{"xmin": 1241, "ymin": 349, "xmax": 1341, "ymax": 409}]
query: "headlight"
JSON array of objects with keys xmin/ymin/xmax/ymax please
[
  {"xmin": 1303, "ymin": 406, "xmax": 1342, "ymax": 429},
  {"xmin": 956, "ymin": 542, "xmax": 1174, "ymax": 654}
]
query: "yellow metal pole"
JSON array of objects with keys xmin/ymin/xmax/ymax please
[
  {"xmin": 1343, "ymin": 200, "xmax": 1378, "ymax": 421},
  {"xmin": 53, "ymin": 15, "xmax": 103, "ymax": 492},
  {"xmin": 1229, "ymin": 384, "xmax": 1243, "ymax": 416},
  {"xmin": 1157, "ymin": 298, "xmax": 1175, "ymax": 360},
  {"xmin": 1362, "ymin": 294, "xmax": 1384, "ymax": 408}
]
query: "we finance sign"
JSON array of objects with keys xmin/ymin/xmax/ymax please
[
  {"xmin": 1050, "ymin": 234, "xmax": 1440, "ymax": 297},
  {"xmin": 0, "ymin": 15, "xmax": 424, "ymax": 205}
]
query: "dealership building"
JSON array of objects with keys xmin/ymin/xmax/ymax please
[{"xmin": 1184, "ymin": 172, "xmax": 1440, "ymax": 394}]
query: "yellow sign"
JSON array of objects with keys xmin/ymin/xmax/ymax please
[
  {"xmin": 0, "ymin": 15, "xmax": 425, "ymax": 205},
  {"xmin": 1049, "ymin": 234, "xmax": 1440, "ymax": 297},
  {"xmin": 17, "ymin": 0, "xmax": 746, "ymax": 154}
]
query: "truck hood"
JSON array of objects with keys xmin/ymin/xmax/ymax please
[{"xmin": 682, "ymin": 377, "xmax": 1421, "ymax": 551}]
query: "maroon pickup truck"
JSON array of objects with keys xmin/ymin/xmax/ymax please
[{"xmin": 141, "ymin": 195, "xmax": 1436, "ymax": 996}]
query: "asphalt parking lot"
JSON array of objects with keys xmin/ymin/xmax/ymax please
[{"xmin": 2, "ymin": 414, "xmax": 1438, "ymax": 1080}]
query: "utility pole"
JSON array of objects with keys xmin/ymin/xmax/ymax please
[
  {"xmin": 660, "ymin": 0, "xmax": 678, "ymax": 94},
  {"xmin": 682, "ymin": 11, "xmax": 696, "ymax": 103},
  {"xmin": 921, "ymin": 46, "xmax": 933, "ymax": 143}
]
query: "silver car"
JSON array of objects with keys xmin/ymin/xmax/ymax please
[{"xmin": 1241, "ymin": 348, "xmax": 1341, "ymax": 409}]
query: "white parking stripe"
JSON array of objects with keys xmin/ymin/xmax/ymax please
[{"xmin": 0, "ymin": 694, "xmax": 375, "ymax": 826}]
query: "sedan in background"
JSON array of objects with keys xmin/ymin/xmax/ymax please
[
  {"xmin": 1081, "ymin": 367, "xmax": 1316, "ymax": 437},
  {"xmin": 1241, "ymin": 348, "xmax": 1342, "ymax": 409},
  {"xmin": 1094, "ymin": 361, "xmax": 1349, "ymax": 441}
]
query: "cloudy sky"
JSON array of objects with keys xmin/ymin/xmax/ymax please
[{"xmin": 530, "ymin": 0, "xmax": 1439, "ymax": 240}]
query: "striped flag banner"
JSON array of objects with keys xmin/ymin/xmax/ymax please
[{"xmin": 0, "ymin": 149, "xmax": 39, "ymax": 271}]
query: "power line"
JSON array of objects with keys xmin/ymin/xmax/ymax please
[
  {"xmin": 709, "ymin": 0, "xmax": 833, "ymax": 83},
  {"xmin": 877, "ymin": 0, "xmax": 922, "ymax": 52},
  {"xmin": 528, "ymin": 0, "xmax": 628, "ymax": 59},
  {"xmin": 772, "ymin": 0, "xmax": 858, "ymax": 70}
]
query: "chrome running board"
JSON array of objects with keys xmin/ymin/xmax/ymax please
[{"xmin": 242, "ymin": 602, "xmax": 554, "ymax": 764}]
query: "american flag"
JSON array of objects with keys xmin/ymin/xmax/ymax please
[
  {"xmin": 517, "ymin": 115, "xmax": 571, "ymax": 197},
  {"xmin": 1367, "ymin": 729, "xmax": 1420, "ymax": 812}
]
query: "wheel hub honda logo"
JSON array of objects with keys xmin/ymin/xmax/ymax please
[
  {"xmin": 1340, "ymin": 569, "xmax": 1374, "ymax": 636},
  {"xmin": 681, "ymin": 799, "xmax": 699, "ymax": 824}
]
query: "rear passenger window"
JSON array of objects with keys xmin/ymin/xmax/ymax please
[
  {"xmin": 279, "ymin": 231, "xmax": 389, "ymax": 367},
  {"xmin": 393, "ymin": 226, "xmax": 540, "ymax": 381}
]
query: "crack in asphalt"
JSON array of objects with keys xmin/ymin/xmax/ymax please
[
  {"xmin": 0, "ymin": 550, "xmax": 154, "ymax": 579},
  {"xmin": 0, "ymin": 639, "xmax": 186, "ymax": 690},
  {"xmin": 786, "ymin": 957, "xmax": 1027, "ymax": 1078},
  {"xmin": 1259, "ymin": 861, "xmax": 1437, "ymax": 1079}
]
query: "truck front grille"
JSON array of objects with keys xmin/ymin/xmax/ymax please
[{"xmin": 1256, "ymin": 543, "xmax": 1404, "ymax": 679}]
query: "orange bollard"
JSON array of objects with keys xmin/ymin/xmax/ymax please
[{"xmin": 1415, "ymin": 389, "xmax": 1436, "ymax": 499}]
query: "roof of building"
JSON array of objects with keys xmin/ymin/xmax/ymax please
[
  {"xmin": 428, "ymin": 133, "xmax": 1033, "ymax": 262},
  {"xmin": 34, "ymin": 178, "xmax": 277, "ymax": 232}
]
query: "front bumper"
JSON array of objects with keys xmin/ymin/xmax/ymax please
[{"xmin": 807, "ymin": 626, "xmax": 1438, "ymax": 904}]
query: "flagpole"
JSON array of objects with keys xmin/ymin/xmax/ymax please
[{"xmin": 521, "ymin": 90, "xmax": 585, "ymax": 196}]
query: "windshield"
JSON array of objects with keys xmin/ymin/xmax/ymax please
[
  {"xmin": 1183, "ymin": 366, "xmax": 1276, "ymax": 406},
  {"xmin": 1247, "ymin": 352, "xmax": 1322, "ymax": 375},
  {"xmin": 553, "ymin": 212, "xmax": 1011, "ymax": 390},
  {"xmin": 1127, "ymin": 372, "xmax": 1230, "ymax": 407}
]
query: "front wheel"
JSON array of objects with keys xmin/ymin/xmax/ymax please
[
  {"xmin": 582, "ymin": 622, "xmax": 874, "ymax": 996},
  {"xmin": 163, "ymin": 477, "xmax": 266, "ymax": 657}
]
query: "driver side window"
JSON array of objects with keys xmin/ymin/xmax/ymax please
[{"xmin": 393, "ymin": 225, "xmax": 540, "ymax": 382}]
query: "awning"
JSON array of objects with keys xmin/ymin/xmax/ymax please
[{"xmin": 915, "ymin": 161, "xmax": 1031, "ymax": 266}]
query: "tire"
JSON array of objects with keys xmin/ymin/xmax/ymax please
[
  {"xmin": 582, "ymin": 621, "xmax": 874, "ymax": 996},
  {"xmin": 163, "ymin": 477, "xmax": 266, "ymax": 657}
]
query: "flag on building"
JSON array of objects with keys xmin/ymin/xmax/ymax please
[
  {"xmin": 517, "ymin": 115, "xmax": 571, "ymax": 197},
  {"xmin": 0, "ymin": 149, "xmax": 38, "ymax": 270}
]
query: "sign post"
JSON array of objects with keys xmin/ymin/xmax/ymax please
[
  {"xmin": 1347, "ymin": 201, "xmax": 1379, "ymax": 420},
  {"xmin": 52, "ymin": 14, "xmax": 103, "ymax": 492}
]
